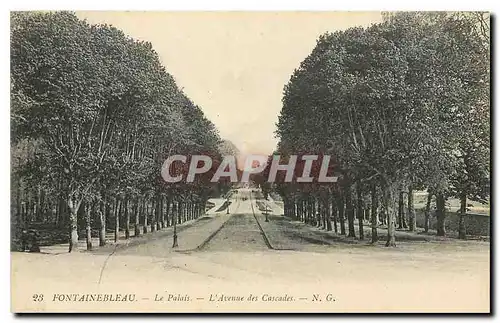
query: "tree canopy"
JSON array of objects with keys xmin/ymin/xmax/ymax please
[
  {"xmin": 275, "ymin": 12, "xmax": 490, "ymax": 245},
  {"xmin": 11, "ymin": 11, "xmax": 225, "ymax": 251}
]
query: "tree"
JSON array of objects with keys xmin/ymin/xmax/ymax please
[
  {"xmin": 275, "ymin": 12, "xmax": 489, "ymax": 246},
  {"xmin": 11, "ymin": 11, "xmax": 225, "ymax": 252}
]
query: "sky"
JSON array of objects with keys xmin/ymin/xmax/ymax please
[{"xmin": 76, "ymin": 11, "xmax": 382, "ymax": 158}]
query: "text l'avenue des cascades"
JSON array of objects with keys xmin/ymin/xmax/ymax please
[
  {"xmin": 153, "ymin": 292, "xmax": 336, "ymax": 303},
  {"xmin": 42, "ymin": 292, "xmax": 336, "ymax": 306}
]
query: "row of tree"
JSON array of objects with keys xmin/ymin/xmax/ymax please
[
  {"xmin": 273, "ymin": 12, "xmax": 490, "ymax": 246},
  {"xmin": 11, "ymin": 11, "xmax": 231, "ymax": 252}
]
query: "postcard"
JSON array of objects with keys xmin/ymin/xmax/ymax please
[{"xmin": 10, "ymin": 11, "xmax": 490, "ymax": 313}]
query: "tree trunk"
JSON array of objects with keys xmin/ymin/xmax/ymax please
[
  {"xmin": 124, "ymin": 198, "xmax": 130, "ymax": 239},
  {"xmin": 302, "ymin": 199, "xmax": 307, "ymax": 224},
  {"xmin": 319, "ymin": 200, "xmax": 324, "ymax": 228},
  {"xmin": 68, "ymin": 197, "xmax": 79, "ymax": 253},
  {"xmin": 157, "ymin": 196, "xmax": 162, "ymax": 229},
  {"xmin": 172, "ymin": 201, "xmax": 179, "ymax": 248},
  {"xmin": 27, "ymin": 194, "xmax": 33, "ymax": 224},
  {"xmin": 151, "ymin": 198, "xmax": 157, "ymax": 232},
  {"xmin": 154, "ymin": 194, "xmax": 160, "ymax": 229},
  {"xmin": 160, "ymin": 195, "xmax": 165, "ymax": 228},
  {"xmin": 345, "ymin": 187, "xmax": 356, "ymax": 238},
  {"xmin": 370, "ymin": 184, "xmax": 378, "ymax": 243},
  {"xmin": 185, "ymin": 202, "xmax": 189, "ymax": 222},
  {"xmin": 325, "ymin": 197, "xmax": 332, "ymax": 231},
  {"xmin": 25, "ymin": 198, "xmax": 31, "ymax": 226},
  {"xmin": 310, "ymin": 198, "xmax": 315, "ymax": 225},
  {"xmin": 398, "ymin": 191, "xmax": 404, "ymax": 229},
  {"xmin": 57, "ymin": 197, "xmax": 65, "ymax": 228},
  {"xmin": 317, "ymin": 199, "xmax": 323, "ymax": 228},
  {"xmin": 15, "ymin": 177, "xmax": 22, "ymax": 233},
  {"xmin": 331, "ymin": 197, "xmax": 338, "ymax": 233},
  {"xmin": 357, "ymin": 184, "xmax": 364, "ymax": 240},
  {"xmin": 143, "ymin": 198, "xmax": 148, "ymax": 234},
  {"xmin": 337, "ymin": 194, "xmax": 346, "ymax": 235},
  {"xmin": 297, "ymin": 199, "xmax": 302, "ymax": 221},
  {"xmin": 165, "ymin": 198, "xmax": 171, "ymax": 227},
  {"xmin": 36, "ymin": 186, "xmax": 42, "ymax": 222},
  {"xmin": 181, "ymin": 202, "xmax": 185, "ymax": 224},
  {"xmin": 408, "ymin": 184, "xmax": 416, "ymax": 232},
  {"xmin": 114, "ymin": 198, "xmax": 121, "ymax": 243},
  {"xmin": 305, "ymin": 199, "xmax": 311, "ymax": 225},
  {"xmin": 98, "ymin": 200, "xmax": 106, "ymax": 246},
  {"xmin": 424, "ymin": 191, "xmax": 432, "ymax": 233},
  {"xmin": 105, "ymin": 199, "xmax": 111, "ymax": 231},
  {"xmin": 85, "ymin": 203, "xmax": 92, "ymax": 251},
  {"xmin": 134, "ymin": 197, "xmax": 140, "ymax": 237},
  {"xmin": 303, "ymin": 199, "xmax": 307, "ymax": 223},
  {"xmin": 299, "ymin": 199, "xmax": 304, "ymax": 223},
  {"xmin": 380, "ymin": 204, "xmax": 387, "ymax": 225},
  {"xmin": 179, "ymin": 201, "xmax": 184, "ymax": 223},
  {"xmin": 178, "ymin": 202, "xmax": 183, "ymax": 224},
  {"xmin": 458, "ymin": 192, "xmax": 467, "ymax": 239},
  {"xmin": 383, "ymin": 184, "xmax": 397, "ymax": 247},
  {"xmin": 295, "ymin": 200, "xmax": 299, "ymax": 220},
  {"xmin": 436, "ymin": 192, "xmax": 446, "ymax": 236}
]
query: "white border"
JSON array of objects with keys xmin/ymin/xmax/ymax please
[
  {"xmin": 4, "ymin": 0, "xmax": 497, "ymax": 11},
  {"xmin": 2, "ymin": 1, "xmax": 497, "ymax": 322}
]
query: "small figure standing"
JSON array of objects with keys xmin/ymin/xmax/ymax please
[{"xmin": 20, "ymin": 229, "xmax": 40, "ymax": 252}]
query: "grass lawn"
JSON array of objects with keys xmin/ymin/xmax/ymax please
[{"xmin": 414, "ymin": 191, "xmax": 490, "ymax": 215}]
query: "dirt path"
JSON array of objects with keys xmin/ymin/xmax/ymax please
[
  {"xmin": 11, "ymin": 238, "xmax": 490, "ymax": 312},
  {"xmin": 201, "ymin": 214, "xmax": 270, "ymax": 252},
  {"xmin": 11, "ymin": 189, "xmax": 490, "ymax": 312}
]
